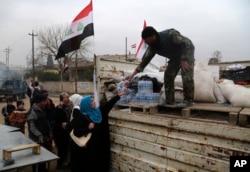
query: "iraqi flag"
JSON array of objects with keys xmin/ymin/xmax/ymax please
[
  {"xmin": 63, "ymin": 61, "xmax": 69, "ymax": 73},
  {"xmin": 56, "ymin": 0, "xmax": 94, "ymax": 60},
  {"xmin": 135, "ymin": 20, "xmax": 148, "ymax": 59},
  {"xmin": 131, "ymin": 43, "xmax": 136, "ymax": 49}
]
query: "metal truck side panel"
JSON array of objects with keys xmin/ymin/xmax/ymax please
[{"xmin": 109, "ymin": 110, "xmax": 250, "ymax": 172}]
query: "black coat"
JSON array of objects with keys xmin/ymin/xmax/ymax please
[
  {"xmin": 70, "ymin": 95, "xmax": 120, "ymax": 172},
  {"xmin": 53, "ymin": 104, "xmax": 71, "ymax": 136},
  {"xmin": 53, "ymin": 104, "xmax": 72, "ymax": 166}
]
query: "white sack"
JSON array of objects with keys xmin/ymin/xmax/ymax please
[
  {"xmin": 218, "ymin": 83, "xmax": 250, "ymax": 107},
  {"xmin": 175, "ymin": 75, "xmax": 183, "ymax": 88},
  {"xmin": 159, "ymin": 87, "xmax": 183, "ymax": 104},
  {"xmin": 218, "ymin": 79, "xmax": 235, "ymax": 85},
  {"xmin": 160, "ymin": 68, "xmax": 216, "ymax": 103},
  {"xmin": 105, "ymin": 74, "xmax": 123, "ymax": 83},
  {"xmin": 194, "ymin": 68, "xmax": 216, "ymax": 103},
  {"xmin": 213, "ymin": 82, "xmax": 227, "ymax": 104}
]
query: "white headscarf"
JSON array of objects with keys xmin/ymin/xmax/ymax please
[
  {"xmin": 69, "ymin": 94, "xmax": 83, "ymax": 107},
  {"xmin": 69, "ymin": 94, "xmax": 83, "ymax": 121}
]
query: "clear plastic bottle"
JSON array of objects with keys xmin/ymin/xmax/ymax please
[{"xmin": 147, "ymin": 81, "xmax": 153, "ymax": 93}]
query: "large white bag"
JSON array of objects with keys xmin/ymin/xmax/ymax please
[{"xmin": 194, "ymin": 68, "xmax": 216, "ymax": 103}]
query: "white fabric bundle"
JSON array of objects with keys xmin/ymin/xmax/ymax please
[
  {"xmin": 194, "ymin": 68, "xmax": 216, "ymax": 103},
  {"xmin": 213, "ymin": 82, "xmax": 227, "ymax": 104},
  {"xmin": 218, "ymin": 81, "xmax": 250, "ymax": 107}
]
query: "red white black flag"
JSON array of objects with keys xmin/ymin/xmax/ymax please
[
  {"xmin": 131, "ymin": 43, "xmax": 136, "ymax": 49},
  {"xmin": 63, "ymin": 60, "xmax": 69, "ymax": 73},
  {"xmin": 56, "ymin": 0, "xmax": 94, "ymax": 60},
  {"xmin": 136, "ymin": 20, "xmax": 148, "ymax": 59}
]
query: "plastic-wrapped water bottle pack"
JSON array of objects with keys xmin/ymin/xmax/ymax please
[{"xmin": 117, "ymin": 79, "xmax": 160, "ymax": 106}]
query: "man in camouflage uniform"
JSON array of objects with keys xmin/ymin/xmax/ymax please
[{"xmin": 127, "ymin": 26, "xmax": 195, "ymax": 107}]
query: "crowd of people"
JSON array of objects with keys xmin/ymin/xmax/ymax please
[
  {"xmin": 1, "ymin": 25, "xmax": 195, "ymax": 171},
  {"xmin": 1, "ymin": 80, "xmax": 127, "ymax": 172}
]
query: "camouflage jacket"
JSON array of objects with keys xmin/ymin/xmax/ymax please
[{"xmin": 136, "ymin": 28, "xmax": 195, "ymax": 72}]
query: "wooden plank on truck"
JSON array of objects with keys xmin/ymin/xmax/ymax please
[
  {"xmin": 239, "ymin": 108, "xmax": 250, "ymax": 127},
  {"xmin": 115, "ymin": 104, "xmax": 158, "ymax": 115},
  {"xmin": 182, "ymin": 103, "xmax": 243, "ymax": 125},
  {"xmin": 160, "ymin": 103, "xmax": 243, "ymax": 125}
]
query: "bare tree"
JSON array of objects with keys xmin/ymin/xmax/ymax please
[
  {"xmin": 47, "ymin": 54, "xmax": 54, "ymax": 68},
  {"xmin": 36, "ymin": 24, "xmax": 67, "ymax": 69},
  {"xmin": 36, "ymin": 24, "xmax": 94, "ymax": 69}
]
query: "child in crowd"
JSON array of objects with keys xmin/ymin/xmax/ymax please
[
  {"xmin": 9, "ymin": 100, "xmax": 28, "ymax": 134},
  {"xmin": 1, "ymin": 98, "xmax": 16, "ymax": 126}
]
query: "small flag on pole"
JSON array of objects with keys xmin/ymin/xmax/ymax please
[
  {"xmin": 135, "ymin": 20, "xmax": 148, "ymax": 59},
  {"xmin": 56, "ymin": 0, "xmax": 94, "ymax": 60},
  {"xmin": 63, "ymin": 61, "xmax": 69, "ymax": 73},
  {"xmin": 131, "ymin": 43, "xmax": 136, "ymax": 49}
]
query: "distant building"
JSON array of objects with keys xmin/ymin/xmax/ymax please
[{"xmin": 66, "ymin": 54, "xmax": 140, "ymax": 82}]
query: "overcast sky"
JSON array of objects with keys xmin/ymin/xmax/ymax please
[{"xmin": 0, "ymin": 0, "xmax": 249, "ymax": 68}]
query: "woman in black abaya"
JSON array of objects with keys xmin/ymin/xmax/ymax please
[{"xmin": 70, "ymin": 90, "xmax": 126, "ymax": 172}]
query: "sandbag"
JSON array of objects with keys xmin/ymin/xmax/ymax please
[
  {"xmin": 213, "ymin": 82, "xmax": 227, "ymax": 104},
  {"xmin": 218, "ymin": 79, "xmax": 234, "ymax": 85},
  {"xmin": 160, "ymin": 68, "xmax": 217, "ymax": 103},
  {"xmin": 194, "ymin": 68, "xmax": 216, "ymax": 103},
  {"xmin": 218, "ymin": 83, "xmax": 250, "ymax": 107},
  {"xmin": 174, "ymin": 75, "xmax": 183, "ymax": 88}
]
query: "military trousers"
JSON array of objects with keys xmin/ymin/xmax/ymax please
[{"xmin": 164, "ymin": 59, "xmax": 194, "ymax": 104}]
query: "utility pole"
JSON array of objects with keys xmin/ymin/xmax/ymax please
[
  {"xmin": 28, "ymin": 30, "xmax": 38, "ymax": 79},
  {"xmin": 3, "ymin": 47, "xmax": 11, "ymax": 67},
  {"xmin": 125, "ymin": 37, "xmax": 128, "ymax": 61}
]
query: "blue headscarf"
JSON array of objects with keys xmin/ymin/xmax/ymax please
[{"xmin": 80, "ymin": 95, "xmax": 102, "ymax": 123}]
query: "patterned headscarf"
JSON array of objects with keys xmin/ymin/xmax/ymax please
[{"xmin": 80, "ymin": 95, "xmax": 102, "ymax": 123}]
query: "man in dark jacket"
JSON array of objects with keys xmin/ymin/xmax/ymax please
[
  {"xmin": 127, "ymin": 26, "xmax": 195, "ymax": 107},
  {"xmin": 27, "ymin": 94, "xmax": 52, "ymax": 172},
  {"xmin": 53, "ymin": 92, "xmax": 72, "ymax": 169}
]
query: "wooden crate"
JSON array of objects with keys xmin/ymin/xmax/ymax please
[
  {"xmin": 161, "ymin": 103, "xmax": 243, "ymax": 125},
  {"xmin": 115, "ymin": 104, "xmax": 158, "ymax": 115},
  {"xmin": 239, "ymin": 108, "xmax": 250, "ymax": 127},
  {"xmin": 183, "ymin": 103, "xmax": 243, "ymax": 124}
]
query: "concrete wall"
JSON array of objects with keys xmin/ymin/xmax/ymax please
[{"xmin": 40, "ymin": 81, "xmax": 94, "ymax": 95}]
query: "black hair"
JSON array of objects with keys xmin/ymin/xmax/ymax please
[
  {"xmin": 6, "ymin": 98, "xmax": 13, "ymax": 103},
  {"xmin": 141, "ymin": 26, "xmax": 158, "ymax": 39},
  {"xmin": 59, "ymin": 92, "xmax": 68, "ymax": 101},
  {"xmin": 34, "ymin": 81, "xmax": 39, "ymax": 87},
  {"xmin": 16, "ymin": 100, "xmax": 24, "ymax": 107}
]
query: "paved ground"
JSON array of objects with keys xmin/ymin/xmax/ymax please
[{"xmin": 0, "ymin": 94, "xmax": 70, "ymax": 172}]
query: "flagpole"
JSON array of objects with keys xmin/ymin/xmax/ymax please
[
  {"xmin": 75, "ymin": 51, "xmax": 78, "ymax": 93},
  {"xmin": 125, "ymin": 37, "xmax": 127, "ymax": 61},
  {"xmin": 61, "ymin": 62, "xmax": 63, "ymax": 92},
  {"xmin": 55, "ymin": 0, "xmax": 93, "ymax": 94}
]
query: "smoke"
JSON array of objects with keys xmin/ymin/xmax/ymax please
[{"xmin": 0, "ymin": 62, "xmax": 22, "ymax": 78}]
